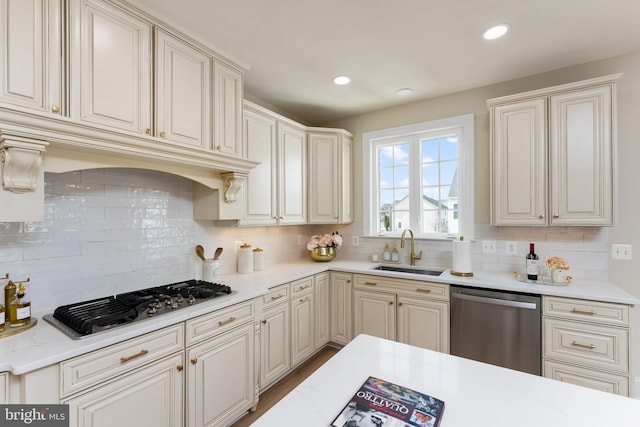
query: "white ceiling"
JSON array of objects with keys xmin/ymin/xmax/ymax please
[{"xmin": 131, "ymin": 0, "xmax": 640, "ymax": 125}]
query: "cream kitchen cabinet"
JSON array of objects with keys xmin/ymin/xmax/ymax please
[
  {"xmin": 291, "ymin": 276, "xmax": 315, "ymax": 366},
  {"xmin": 542, "ymin": 296, "xmax": 630, "ymax": 396},
  {"xmin": 489, "ymin": 74, "xmax": 620, "ymax": 226},
  {"xmin": 258, "ymin": 283, "xmax": 291, "ymax": 391},
  {"xmin": 241, "ymin": 101, "xmax": 307, "ymax": 226},
  {"xmin": 0, "ymin": 0, "xmax": 64, "ymax": 115},
  {"xmin": 307, "ymin": 128, "xmax": 353, "ymax": 224},
  {"xmin": 314, "ymin": 272, "xmax": 330, "ymax": 349},
  {"xmin": 0, "ymin": 372, "xmax": 7, "ymax": 403},
  {"xmin": 155, "ymin": 28, "xmax": 211, "ymax": 148},
  {"xmin": 61, "ymin": 324, "xmax": 185, "ymax": 427},
  {"xmin": 214, "ymin": 61, "xmax": 244, "ymax": 156},
  {"xmin": 69, "ymin": 0, "xmax": 153, "ymax": 134},
  {"xmin": 353, "ymin": 274, "xmax": 449, "ymax": 352},
  {"xmin": 330, "ymin": 272, "xmax": 353, "ymax": 346},
  {"xmin": 186, "ymin": 300, "xmax": 257, "ymax": 427}
]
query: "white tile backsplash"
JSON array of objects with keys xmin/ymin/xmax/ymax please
[{"xmin": 0, "ymin": 168, "xmax": 610, "ymax": 313}]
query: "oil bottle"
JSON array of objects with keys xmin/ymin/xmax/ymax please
[{"xmin": 8, "ymin": 280, "xmax": 31, "ymax": 327}]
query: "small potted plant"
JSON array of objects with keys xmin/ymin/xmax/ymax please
[
  {"xmin": 546, "ymin": 256, "xmax": 569, "ymax": 283},
  {"xmin": 307, "ymin": 231, "xmax": 342, "ymax": 262}
]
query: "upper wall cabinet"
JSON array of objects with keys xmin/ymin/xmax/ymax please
[
  {"xmin": 488, "ymin": 74, "xmax": 620, "ymax": 226},
  {"xmin": 214, "ymin": 62, "xmax": 244, "ymax": 157},
  {"xmin": 0, "ymin": 0, "xmax": 64, "ymax": 116},
  {"xmin": 69, "ymin": 0, "xmax": 153, "ymax": 134},
  {"xmin": 155, "ymin": 28, "xmax": 211, "ymax": 148},
  {"xmin": 307, "ymin": 128, "xmax": 353, "ymax": 224}
]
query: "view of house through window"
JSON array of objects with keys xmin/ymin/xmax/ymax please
[{"xmin": 364, "ymin": 114, "xmax": 474, "ymax": 239}]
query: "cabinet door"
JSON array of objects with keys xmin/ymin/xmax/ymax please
[
  {"xmin": 340, "ymin": 134, "xmax": 354, "ymax": 223},
  {"xmin": 155, "ymin": 29, "xmax": 211, "ymax": 147},
  {"xmin": 241, "ymin": 104, "xmax": 278, "ymax": 226},
  {"xmin": 64, "ymin": 353, "xmax": 184, "ymax": 427},
  {"xmin": 277, "ymin": 121, "xmax": 307, "ymax": 224},
  {"xmin": 0, "ymin": 0, "xmax": 63, "ymax": 115},
  {"xmin": 314, "ymin": 272, "xmax": 330, "ymax": 349},
  {"xmin": 260, "ymin": 302, "xmax": 290, "ymax": 390},
  {"xmin": 549, "ymin": 85, "xmax": 613, "ymax": 225},
  {"xmin": 291, "ymin": 293, "xmax": 315, "ymax": 366},
  {"xmin": 69, "ymin": 0, "xmax": 152, "ymax": 133},
  {"xmin": 0, "ymin": 372, "xmax": 7, "ymax": 404},
  {"xmin": 397, "ymin": 297, "xmax": 449, "ymax": 353},
  {"xmin": 491, "ymin": 98, "xmax": 547, "ymax": 225},
  {"xmin": 214, "ymin": 61, "xmax": 243, "ymax": 156},
  {"xmin": 187, "ymin": 323, "xmax": 255, "ymax": 427},
  {"xmin": 353, "ymin": 290, "xmax": 395, "ymax": 341},
  {"xmin": 330, "ymin": 272, "xmax": 352, "ymax": 345},
  {"xmin": 308, "ymin": 132, "xmax": 339, "ymax": 224}
]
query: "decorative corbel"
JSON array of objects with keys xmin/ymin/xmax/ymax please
[
  {"xmin": 220, "ymin": 172, "xmax": 247, "ymax": 203},
  {"xmin": 0, "ymin": 132, "xmax": 49, "ymax": 193}
]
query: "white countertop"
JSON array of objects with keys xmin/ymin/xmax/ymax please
[
  {"xmin": 253, "ymin": 334, "xmax": 640, "ymax": 427},
  {"xmin": 1, "ymin": 259, "xmax": 638, "ymax": 375}
]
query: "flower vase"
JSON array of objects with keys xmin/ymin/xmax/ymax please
[
  {"xmin": 551, "ymin": 268, "xmax": 564, "ymax": 283},
  {"xmin": 309, "ymin": 247, "xmax": 336, "ymax": 262}
]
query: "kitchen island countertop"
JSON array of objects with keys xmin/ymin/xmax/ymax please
[
  {"xmin": 1, "ymin": 259, "xmax": 638, "ymax": 374},
  {"xmin": 253, "ymin": 334, "xmax": 640, "ymax": 427}
]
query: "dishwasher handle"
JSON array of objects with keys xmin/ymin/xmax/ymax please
[{"xmin": 451, "ymin": 291, "xmax": 538, "ymax": 310}]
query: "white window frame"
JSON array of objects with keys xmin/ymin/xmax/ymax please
[{"xmin": 362, "ymin": 113, "xmax": 474, "ymax": 239}]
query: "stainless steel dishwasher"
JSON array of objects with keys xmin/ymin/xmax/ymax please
[{"xmin": 450, "ymin": 285, "xmax": 541, "ymax": 375}]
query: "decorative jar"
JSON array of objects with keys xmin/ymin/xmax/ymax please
[
  {"xmin": 550, "ymin": 268, "xmax": 564, "ymax": 283},
  {"xmin": 309, "ymin": 247, "xmax": 336, "ymax": 262}
]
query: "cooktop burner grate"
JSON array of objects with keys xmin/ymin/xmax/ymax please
[{"xmin": 46, "ymin": 279, "xmax": 233, "ymax": 339}]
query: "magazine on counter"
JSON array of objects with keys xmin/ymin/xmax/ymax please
[{"xmin": 331, "ymin": 376, "xmax": 445, "ymax": 427}]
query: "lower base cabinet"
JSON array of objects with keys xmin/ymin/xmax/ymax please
[
  {"xmin": 64, "ymin": 353, "xmax": 184, "ymax": 427},
  {"xmin": 329, "ymin": 272, "xmax": 352, "ymax": 346}
]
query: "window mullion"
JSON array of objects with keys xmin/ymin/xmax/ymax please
[{"xmin": 409, "ymin": 135, "xmax": 421, "ymax": 232}]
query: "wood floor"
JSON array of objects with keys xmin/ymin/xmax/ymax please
[{"xmin": 230, "ymin": 346, "xmax": 340, "ymax": 427}]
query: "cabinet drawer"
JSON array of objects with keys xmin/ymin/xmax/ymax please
[
  {"xmin": 261, "ymin": 284, "xmax": 290, "ymax": 309},
  {"xmin": 186, "ymin": 300, "xmax": 254, "ymax": 346},
  {"xmin": 543, "ymin": 296, "xmax": 629, "ymax": 326},
  {"xmin": 543, "ymin": 318, "xmax": 628, "ymax": 373},
  {"xmin": 60, "ymin": 324, "xmax": 184, "ymax": 397},
  {"xmin": 543, "ymin": 360, "xmax": 629, "ymax": 396},
  {"xmin": 354, "ymin": 274, "xmax": 449, "ymax": 301},
  {"xmin": 291, "ymin": 276, "xmax": 314, "ymax": 296}
]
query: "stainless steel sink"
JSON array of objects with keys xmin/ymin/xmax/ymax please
[{"xmin": 372, "ymin": 265, "xmax": 445, "ymax": 276}]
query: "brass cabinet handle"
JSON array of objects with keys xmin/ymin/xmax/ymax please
[
  {"xmin": 416, "ymin": 288, "xmax": 432, "ymax": 293},
  {"xmin": 571, "ymin": 340, "xmax": 597, "ymax": 350},
  {"xmin": 51, "ymin": 105, "xmax": 60, "ymax": 113},
  {"xmin": 398, "ymin": 302, "xmax": 403, "ymax": 307},
  {"xmin": 270, "ymin": 294, "xmax": 284, "ymax": 301},
  {"xmin": 571, "ymin": 308, "xmax": 596, "ymax": 315},
  {"xmin": 216, "ymin": 145, "xmax": 222, "ymax": 151},
  {"xmin": 539, "ymin": 214, "xmax": 545, "ymax": 219},
  {"xmin": 261, "ymin": 320, "xmax": 267, "ymax": 324},
  {"xmin": 389, "ymin": 301, "xmax": 393, "ymax": 305},
  {"xmin": 347, "ymin": 280, "xmax": 351, "ymax": 283},
  {"xmin": 176, "ymin": 364, "xmax": 184, "ymax": 372},
  {"xmin": 145, "ymin": 128, "xmax": 151, "ymax": 135},
  {"xmin": 553, "ymin": 214, "xmax": 560, "ymax": 218},
  {"xmin": 120, "ymin": 349, "xmax": 148, "ymax": 363},
  {"xmin": 159, "ymin": 131, "xmax": 166, "ymax": 138},
  {"xmin": 298, "ymin": 284, "xmax": 311, "ymax": 290},
  {"xmin": 364, "ymin": 282, "xmax": 377, "ymax": 286},
  {"xmin": 218, "ymin": 316, "xmax": 236, "ymax": 326},
  {"xmin": 191, "ymin": 358, "xmax": 198, "ymax": 365},
  {"xmin": 299, "ymin": 296, "xmax": 311, "ymax": 302}
]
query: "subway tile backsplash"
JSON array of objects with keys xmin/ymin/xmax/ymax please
[{"xmin": 0, "ymin": 168, "xmax": 610, "ymax": 313}]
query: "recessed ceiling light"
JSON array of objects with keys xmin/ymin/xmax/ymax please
[
  {"xmin": 333, "ymin": 75, "xmax": 351, "ymax": 85},
  {"xmin": 483, "ymin": 24, "xmax": 510, "ymax": 40},
  {"xmin": 395, "ymin": 88, "xmax": 414, "ymax": 96}
]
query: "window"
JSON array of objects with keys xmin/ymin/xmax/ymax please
[{"xmin": 363, "ymin": 114, "xmax": 474, "ymax": 239}]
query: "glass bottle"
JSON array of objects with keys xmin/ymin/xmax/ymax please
[
  {"xmin": 526, "ymin": 243, "xmax": 539, "ymax": 281},
  {"xmin": 383, "ymin": 244, "xmax": 391, "ymax": 261},
  {"xmin": 9, "ymin": 281, "xmax": 31, "ymax": 327},
  {"xmin": 391, "ymin": 244, "xmax": 399, "ymax": 262}
]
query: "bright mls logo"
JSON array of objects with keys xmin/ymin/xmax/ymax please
[{"xmin": 1, "ymin": 405, "xmax": 68, "ymax": 426}]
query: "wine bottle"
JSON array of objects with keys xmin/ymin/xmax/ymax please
[{"xmin": 526, "ymin": 243, "xmax": 539, "ymax": 281}]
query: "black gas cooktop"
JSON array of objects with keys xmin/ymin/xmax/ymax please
[{"xmin": 44, "ymin": 279, "xmax": 232, "ymax": 339}]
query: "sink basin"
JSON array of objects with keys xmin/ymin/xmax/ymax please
[{"xmin": 372, "ymin": 265, "xmax": 445, "ymax": 276}]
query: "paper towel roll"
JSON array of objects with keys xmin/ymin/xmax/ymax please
[{"xmin": 452, "ymin": 238, "xmax": 473, "ymax": 276}]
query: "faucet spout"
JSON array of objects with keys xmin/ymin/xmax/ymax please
[{"xmin": 400, "ymin": 228, "xmax": 422, "ymax": 266}]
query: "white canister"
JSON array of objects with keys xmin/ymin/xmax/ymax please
[
  {"xmin": 451, "ymin": 236, "xmax": 473, "ymax": 277},
  {"xmin": 202, "ymin": 260, "xmax": 220, "ymax": 281},
  {"xmin": 238, "ymin": 243, "xmax": 253, "ymax": 274},
  {"xmin": 253, "ymin": 247, "xmax": 264, "ymax": 271}
]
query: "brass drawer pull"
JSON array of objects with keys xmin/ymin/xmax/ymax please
[
  {"xmin": 571, "ymin": 308, "xmax": 596, "ymax": 315},
  {"xmin": 416, "ymin": 288, "xmax": 432, "ymax": 293},
  {"xmin": 298, "ymin": 284, "xmax": 311, "ymax": 290},
  {"xmin": 299, "ymin": 296, "xmax": 311, "ymax": 302},
  {"xmin": 261, "ymin": 320, "xmax": 267, "ymax": 324},
  {"xmin": 364, "ymin": 282, "xmax": 377, "ymax": 286},
  {"xmin": 218, "ymin": 316, "xmax": 236, "ymax": 326},
  {"xmin": 270, "ymin": 294, "xmax": 285, "ymax": 301},
  {"xmin": 120, "ymin": 349, "xmax": 148, "ymax": 363},
  {"xmin": 571, "ymin": 340, "xmax": 597, "ymax": 350}
]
